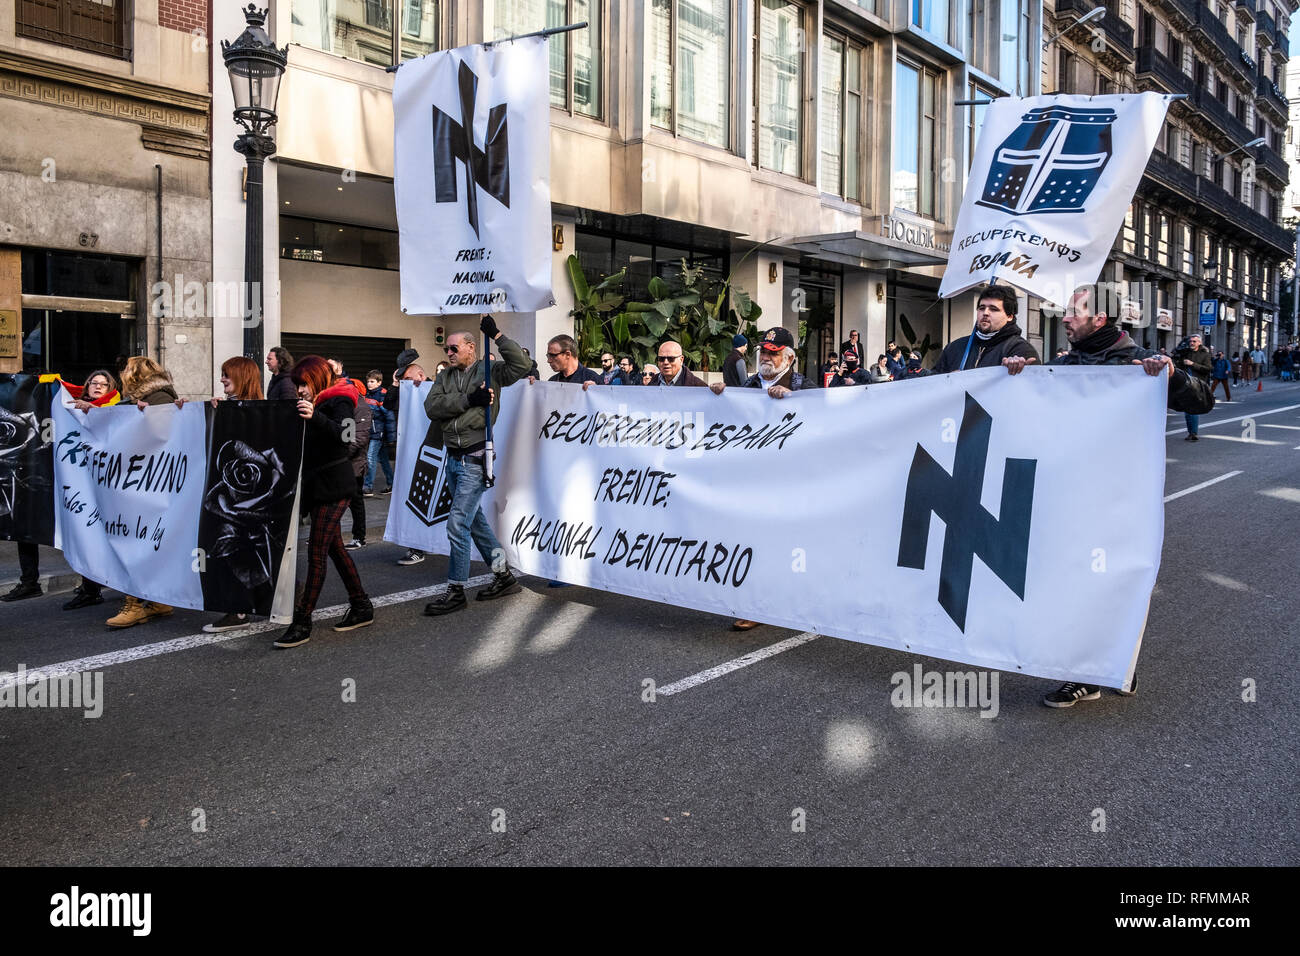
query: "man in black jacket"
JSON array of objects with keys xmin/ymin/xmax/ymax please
[
  {"xmin": 265, "ymin": 347, "xmax": 296, "ymax": 401},
  {"xmin": 930, "ymin": 285, "xmax": 1039, "ymax": 374},
  {"xmin": 1004, "ymin": 286, "xmax": 1214, "ymax": 709},
  {"xmin": 1172, "ymin": 333, "xmax": 1213, "ymax": 441},
  {"xmin": 722, "ymin": 335, "xmax": 749, "ymax": 387}
]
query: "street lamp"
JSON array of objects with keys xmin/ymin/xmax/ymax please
[
  {"xmin": 222, "ymin": 4, "xmax": 287, "ymax": 362},
  {"xmin": 1042, "ymin": 6, "xmax": 1105, "ymax": 50}
]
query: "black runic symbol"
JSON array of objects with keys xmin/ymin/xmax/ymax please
[
  {"xmin": 432, "ymin": 60, "xmax": 510, "ymax": 238},
  {"xmin": 897, "ymin": 393, "xmax": 1036, "ymax": 631}
]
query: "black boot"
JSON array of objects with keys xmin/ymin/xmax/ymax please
[
  {"xmin": 273, "ymin": 611, "xmax": 313, "ymax": 649},
  {"xmin": 475, "ymin": 569, "xmax": 522, "ymax": 602},
  {"xmin": 424, "ymin": 584, "xmax": 466, "ymax": 616},
  {"xmin": 63, "ymin": 584, "xmax": 104, "ymax": 610},
  {"xmin": 334, "ymin": 597, "xmax": 374, "ymax": 632}
]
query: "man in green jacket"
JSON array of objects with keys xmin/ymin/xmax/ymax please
[{"xmin": 423, "ymin": 314, "xmax": 532, "ymax": 615}]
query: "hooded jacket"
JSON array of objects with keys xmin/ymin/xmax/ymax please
[
  {"xmin": 929, "ymin": 320, "xmax": 1039, "ymax": 374},
  {"xmin": 1053, "ymin": 327, "xmax": 1214, "ymax": 414},
  {"xmin": 423, "ymin": 334, "xmax": 531, "ymax": 455},
  {"xmin": 125, "ymin": 373, "xmax": 179, "ymax": 406}
]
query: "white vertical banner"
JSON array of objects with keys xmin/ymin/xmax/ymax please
[
  {"xmin": 393, "ymin": 36, "xmax": 554, "ymax": 315},
  {"xmin": 940, "ymin": 93, "xmax": 1172, "ymax": 307}
]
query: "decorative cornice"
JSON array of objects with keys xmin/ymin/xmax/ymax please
[{"xmin": 0, "ymin": 49, "xmax": 210, "ymax": 160}]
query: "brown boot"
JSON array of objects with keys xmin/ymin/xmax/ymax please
[
  {"xmin": 107, "ymin": 596, "xmax": 149, "ymax": 628},
  {"xmin": 141, "ymin": 601, "xmax": 173, "ymax": 621},
  {"xmin": 732, "ymin": 619, "xmax": 762, "ymax": 631}
]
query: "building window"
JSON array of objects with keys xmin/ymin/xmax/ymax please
[
  {"xmin": 650, "ymin": 0, "xmax": 731, "ymax": 148},
  {"xmin": 495, "ymin": 1, "xmax": 601, "ymax": 118},
  {"xmin": 1180, "ymin": 223, "xmax": 1194, "ymax": 273},
  {"xmin": 401, "ymin": 0, "xmax": 440, "ymax": 60},
  {"xmin": 755, "ymin": 0, "xmax": 803, "ymax": 176},
  {"xmin": 16, "ymin": 0, "xmax": 130, "ymax": 60},
  {"xmin": 967, "ymin": 80, "xmax": 992, "ymax": 171},
  {"xmin": 293, "ymin": 0, "xmax": 441, "ymax": 65},
  {"xmin": 280, "ymin": 216, "xmax": 400, "ymax": 271},
  {"xmin": 1000, "ymin": 0, "xmax": 1020, "ymax": 91},
  {"xmin": 1157, "ymin": 213, "xmax": 1171, "ymax": 267},
  {"xmin": 913, "ymin": 0, "xmax": 949, "ymax": 44},
  {"xmin": 1122, "ymin": 204, "xmax": 1137, "ymax": 255},
  {"xmin": 894, "ymin": 59, "xmax": 939, "ymax": 218},
  {"xmin": 820, "ymin": 35, "xmax": 866, "ymax": 200}
]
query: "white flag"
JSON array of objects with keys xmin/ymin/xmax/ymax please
[
  {"xmin": 940, "ymin": 93, "xmax": 1171, "ymax": 307},
  {"xmin": 393, "ymin": 36, "xmax": 554, "ymax": 315}
]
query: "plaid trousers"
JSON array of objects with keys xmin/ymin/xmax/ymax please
[{"xmin": 299, "ymin": 498, "xmax": 367, "ymax": 616}]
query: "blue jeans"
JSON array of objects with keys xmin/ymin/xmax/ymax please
[
  {"xmin": 363, "ymin": 437, "xmax": 394, "ymax": 491},
  {"xmin": 1185, "ymin": 413, "xmax": 1199, "ymax": 436},
  {"xmin": 445, "ymin": 454, "xmax": 505, "ymax": 585}
]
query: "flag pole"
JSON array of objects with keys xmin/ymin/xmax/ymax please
[
  {"xmin": 385, "ymin": 22, "xmax": 589, "ymax": 72},
  {"xmin": 483, "ymin": 316, "xmax": 495, "ymax": 488}
]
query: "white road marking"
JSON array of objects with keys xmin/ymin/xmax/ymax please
[
  {"xmin": 0, "ymin": 574, "xmax": 496, "ymax": 690},
  {"xmin": 1259, "ymin": 424, "xmax": 1300, "ymax": 430},
  {"xmin": 1165, "ymin": 403, "xmax": 1300, "ymax": 436},
  {"xmin": 1164, "ymin": 471, "xmax": 1243, "ymax": 503},
  {"xmin": 656, "ymin": 632, "xmax": 821, "ymax": 697}
]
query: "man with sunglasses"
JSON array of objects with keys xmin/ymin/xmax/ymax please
[
  {"xmin": 546, "ymin": 335, "xmax": 603, "ymax": 385},
  {"xmin": 422, "ymin": 315, "xmax": 532, "ymax": 615},
  {"xmin": 650, "ymin": 341, "xmax": 708, "ymax": 387}
]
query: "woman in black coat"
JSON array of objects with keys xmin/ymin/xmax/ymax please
[{"xmin": 273, "ymin": 355, "xmax": 374, "ymax": 648}]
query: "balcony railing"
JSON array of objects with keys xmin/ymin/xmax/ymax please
[
  {"xmin": 1192, "ymin": 86, "xmax": 1256, "ymax": 147},
  {"xmin": 1196, "ymin": 176, "xmax": 1295, "ymax": 254},
  {"xmin": 1256, "ymin": 144, "xmax": 1289, "ymax": 182},
  {"xmin": 1257, "ymin": 9, "xmax": 1276, "ymax": 43},
  {"xmin": 1236, "ymin": 0, "xmax": 1257, "ymax": 21},
  {"xmin": 1257, "ymin": 75, "xmax": 1289, "ymax": 117},
  {"xmin": 1277, "ymin": 28, "xmax": 1289, "ymax": 58},
  {"xmin": 1056, "ymin": 0, "xmax": 1134, "ymax": 58},
  {"xmin": 1137, "ymin": 45, "xmax": 1194, "ymax": 95},
  {"xmin": 15, "ymin": 0, "xmax": 130, "ymax": 60},
  {"xmin": 1143, "ymin": 149, "xmax": 1199, "ymax": 198},
  {"xmin": 1193, "ymin": 5, "xmax": 1251, "ymax": 80}
]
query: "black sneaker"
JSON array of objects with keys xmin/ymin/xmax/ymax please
[
  {"xmin": 334, "ymin": 599, "xmax": 374, "ymax": 632},
  {"xmin": 1043, "ymin": 682, "xmax": 1102, "ymax": 708},
  {"xmin": 362, "ymin": 489, "xmax": 375, "ymax": 498},
  {"xmin": 345, "ymin": 539, "xmax": 366, "ymax": 551},
  {"xmin": 273, "ymin": 615, "xmax": 313, "ymax": 649},
  {"xmin": 424, "ymin": 584, "xmax": 466, "ymax": 616},
  {"xmin": 1185, "ymin": 434, "xmax": 1199, "ymax": 441},
  {"xmin": 475, "ymin": 570, "xmax": 522, "ymax": 602},
  {"xmin": 1, "ymin": 581, "xmax": 42, "ymax": 602},
  {"xmin": 62, "ymin": 587, "xmax": 104, "ymax": 610},
  {"xmin": 397, "ymin": 550, "xmax": 425, "ymax": 566},
  {"xmin": 203, "ymin": 612, "xmax": 251, "ymax": 633}
]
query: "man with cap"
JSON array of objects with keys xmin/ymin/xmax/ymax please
[
  {"xmin": 722, "ymin": 334, "xmax": 749, "ymax": 387},
  {"xmin": 386, "ymin": 350, "xmax": 429, "ymax": 567},
  {"xmin": 708, "ymin": 326, "xmax": 811, "ymax": 632},
  {"xmin": 709, "ymin": 326, "xmax": 810, "ymax": 398}
]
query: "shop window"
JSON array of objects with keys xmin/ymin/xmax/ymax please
[
  {"xmin": 755, "ymin": 0, "xmax": 804, "ymax": 177},
  {"xmin": 821, "ymin": 35, "xmax": 867, "ymax": 200},
  {"xmin": 495, "ymin": 0, "xmax": 601, "ymax": 118},
  {"xmin": 650, "ymin": 0, "xmax": 731, "ymax": 148},
  {"xmin": 912, "ymin": 0, "xmax": 948, "ymax": 44},
  {"xmin": 16, "ymin": 0, "xmax": 130, "ymax": 60}
]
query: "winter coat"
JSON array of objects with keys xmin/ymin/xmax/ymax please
[
  {"xmin": 929, "ymin": 321, "xmax": 1039, "ymax": 374},
  {"xmin": 869, "ymin": 364, "xmax": 893, "ymax": 383},
  {"xmin": 127, "ymin": 373, "xmax": 179, "ymax": 406},
  {"xmin": 651, "ymin": 367, "xmax": 709, "ymax": 387},
  {"xmin": 1174, "ymin": 344, "xmax": 1214, "ymax": 382},
  {"xmin": 742, "ymin": 367, "xmax": 812, "ymax": 390},
  {"xmin": 347, "ymin": 388, "xmax": 372, "ymax": 478},
  {"xmin": 302, "ymin": 382, "xmax": 360, "ymax": 506},
  {"xmin": 1212, "ymin": 358, "xmax": 1231, "ymax": 381},
  {"xmin": 267, "ymin": 372, "xmax": 297, "ymax": 402},
  {"xmin": 1054, "ymin": 329, "xmax": 1214, "ymax": 415},
  {"xmin": 830, "ymin": 368, "xmax": 871, "ymax": 387},
  {"xmin": 423, "ymin": 334, "xmax": 531, "ymax": 454},
  {"xmin": 722, "ymin": 349, "xmax": 749, "ymax": 387},
  {"xmin": 365, "ymin": 386, "xmax": 394, "ymax": 443}
]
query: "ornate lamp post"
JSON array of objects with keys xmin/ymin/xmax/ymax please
[{"xmin": 222, "ymin": 4, "xmax": 287, "ymax": 361}]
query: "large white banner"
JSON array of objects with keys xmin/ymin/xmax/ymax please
[
  {"xmin": 940, "ymin": 93, "xmax": 1171, "ymax": 307},
  {"xmin": 387, "ymin": 371, "xmax": 1168, "ymax": 689},
  {"xmin": 393, "ymin": 36, "xmax": 554, "ymax": 315}
]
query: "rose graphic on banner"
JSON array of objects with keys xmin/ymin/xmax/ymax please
[
  {"xmin": 202, "ymin": 440, "xmax": 291, "ymax": 587},
  {"xmin": 0, "ymin": 374, "xmax": 56, "ymax": 546}
]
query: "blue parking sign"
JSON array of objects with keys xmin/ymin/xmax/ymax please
[{"xmin": 1198, "ymin": 299, "xmax": 1218, "ymax": 327}]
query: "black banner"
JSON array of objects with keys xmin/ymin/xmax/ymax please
[
  {"xmin": 0, "ymin": 374, "xmax": 56, "ymax": 546},
  {"xmin": 196, "ymin": 401, "xmax": 303, "ymax": 615}
]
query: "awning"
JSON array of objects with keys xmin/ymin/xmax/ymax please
[{"xmin": 788, "ymin": 230, "xmax": 948, "ymax": 270}]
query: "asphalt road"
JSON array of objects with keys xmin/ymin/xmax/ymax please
[{"xmin": 2, "ymin": 378, "xmax": 1298, "ymax": 866}]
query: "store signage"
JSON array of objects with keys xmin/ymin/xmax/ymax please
[{"xmin": 880, "ymin": 214, "xmax": 950, "ymax": 253}]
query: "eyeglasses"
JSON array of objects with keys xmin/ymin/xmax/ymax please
[
  {"xmin": 446, "ymin": 345, "xmax": 460, "ymax": 355},
  {"xmin": 546, "ymin": 350, "xmax": 564, "ymax": 359},
  {"xmin": 87, "ymin": 380, "xmax": 110, "ymax": 389},
  {"xmin": 656, "ymin": 355, "xmax": 680, "ymax": 363}
]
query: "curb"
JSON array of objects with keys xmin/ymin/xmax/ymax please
[{"xmin": 0, "ymin": 571, "xmax": 82, "ymax": 597}]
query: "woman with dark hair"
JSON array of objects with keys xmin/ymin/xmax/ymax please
[
  {"xmin": 272, "ymin": 355, "xmax": 374, "ymax": 648},
  {"xmin": 61, "ymin": 370, "xmax": 120, "ymax": 609},
  {"xmin": 265, "ymin": 346, "xmax": 297, "ymax": 401},
  {"xmin": 202, "ymin": 356, "xmax": 269, "ymax": 634},
  {"xmin": 221, "ymin": 356, "xmax": 265, "ymax": 401}
]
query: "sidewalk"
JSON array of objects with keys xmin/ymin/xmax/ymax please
[{"xmin": 0, "ymin": 489, "xmax": 400, "ymax": 595}]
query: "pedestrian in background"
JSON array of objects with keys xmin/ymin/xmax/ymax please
[
  {"xmin": 265, "ymin": 346, "xmax": 296, "ymax": 401},
  {"xmin": 362, "ymin": 369, "xmax": 395, "ymax": 497},
  {"xmin": 722, "ymin": 335, "xmax": 749, "ymax": 387},
  {"xmin": 1211, "ymin": 351, "xmax": 1232, "ymax": 400},
  {"xmin": 273, "ymin": 355, "xmax": 374, "ymax": 648},
  {"xmin": 1175, "ymin": 334, "xmax": 1213, "ymax": 440}
]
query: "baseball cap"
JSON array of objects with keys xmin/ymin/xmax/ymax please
[{"xmin": 759, "ymin": 327, "xmax": 795, "ymax": 352}]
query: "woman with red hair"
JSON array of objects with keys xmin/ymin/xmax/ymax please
[
  {"xmin": 219, "ymin": 356, "xmax": 265, "ymax": 401},
  {"xmin": 272, "ymin": 355, "xmax": 373, "ymax": 648}
]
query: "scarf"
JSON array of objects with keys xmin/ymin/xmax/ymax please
[{"xmin": 1072, "ymin": 322, "xmax": 1123, "ymax": 355}]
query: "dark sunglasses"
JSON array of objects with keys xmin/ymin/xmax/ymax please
[
  {"xmin": 656, "ymin": 355, "xmax": 679, "ymax": 363},
  {"xmin": 446, "ymin": 345, "xmax": 460, "ymax": 354}
]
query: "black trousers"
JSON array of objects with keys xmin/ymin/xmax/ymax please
[
  {"xmin": 18, "ymin": 540, "xmax": 38, "ymax": 585},
  {"xmin": 348, "ymin": 474, "xmax": 366, "ymax": 541}
]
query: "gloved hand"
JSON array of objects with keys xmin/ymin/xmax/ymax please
[
  {"xmin": 466, "ymin": 385, "xmax": 493, "ymax": 408},
  {"xmin": 479, "ymin": 314, "xmax": 500, "ymax": 338}
]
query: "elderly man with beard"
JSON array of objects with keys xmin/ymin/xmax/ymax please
[
  {"xmin": 930, "ymin": 285, "xmax": 1039, "ymax": 374},
  {"xmin": 709, "ymin": 327, "xmax": 810, "ymax": 631},
  {"xmin": 1001, "ymin": 285, "xmax": 1213, "ymax": 708},
  {"xmin": 709, "ymin": 326, "xmax": 810, "ymax": 398}
]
